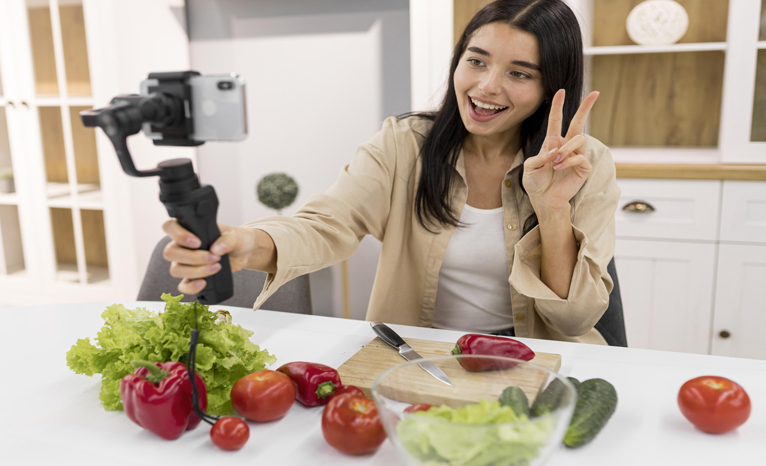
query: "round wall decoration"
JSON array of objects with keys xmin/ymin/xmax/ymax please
[{"xmin": 626, "ymin": 0, "xmax": 689, "ymax": 46}]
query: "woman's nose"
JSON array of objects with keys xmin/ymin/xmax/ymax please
[{"xmin": 479, "ymin": 70, "xmax": 503, "ymax": 95}]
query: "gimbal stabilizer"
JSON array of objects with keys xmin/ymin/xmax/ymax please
[{"xmin": 80, "ymin": 71, "xmax": 233, "ymax": 304}]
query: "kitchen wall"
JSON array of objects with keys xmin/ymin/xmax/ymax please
[{"xmin": 186, "ymin": 0, "xmax": 411, "ymax": 318}]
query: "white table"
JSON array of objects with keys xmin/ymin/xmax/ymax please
[{"xmin": 2, "ymin": 301, "xmax": 764, "ymax": 465}]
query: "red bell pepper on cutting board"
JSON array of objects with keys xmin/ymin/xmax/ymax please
[
  {"xmin": 277, "ymin": 361, "xmax": 341, "ymax": 407},
  {"xmin": 452, "ymin": 334, "xmax": 535, "ymax": 371},
  {"xmin": 120, "ymin": 360, "xmax": 207, "ymax": 440}
]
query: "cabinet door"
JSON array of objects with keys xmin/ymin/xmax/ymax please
[
  {"xmin": 719, "ymin": 180, "xmax": 766, "ymax": 245},
  {"xmin": 615, "ymin": 239, "xmax": 716, "ymax": 354},
  {"xmin": 711, "ymin": 244, "xmax": 766, "ymax": 360}
]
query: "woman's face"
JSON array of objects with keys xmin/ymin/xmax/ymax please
[{"xmin": 453, "ymin": 22, "xmax": 546, "ymax": 140}]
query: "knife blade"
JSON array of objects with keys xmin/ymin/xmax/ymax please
[{"xmin": 370, "ymin": 321, "xmax": 452, "ymax": 386}]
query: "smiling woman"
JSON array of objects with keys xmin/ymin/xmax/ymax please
[{"xmin": 162, "ymin": 0, "xmax": 623, "ymax": 346}]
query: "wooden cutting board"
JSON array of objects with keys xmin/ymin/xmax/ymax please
[{"xmin": 337, "ymin": 337, "xmax": 561, "ymax": 408}]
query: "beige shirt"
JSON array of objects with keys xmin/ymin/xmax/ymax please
[{"xmin": 244, "ymin": 116, "xmax": 621, "ymax": 345}]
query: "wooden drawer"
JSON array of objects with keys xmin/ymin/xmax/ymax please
[
  {"xmin": 719, "ymin": 181, "xmax": 766, "ymax": 244},
  {"xmin": 615, "ymin": 179, "xmax": 721, "ymax": 241}
]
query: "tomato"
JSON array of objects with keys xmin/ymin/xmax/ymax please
[
  {"xmin": 231, "ymin": 370, "xmax": 296, "ymax": 422},
  {"xmin": 322, "ymin": 393, "xmax": 387, "ymax": 455},
  {"xmin": 678, "ymin": 376, "xmax": 751, "ymax": 434},
  {"xmin": 404, "ymin": 403, "xmax": 433, "ymax": 414},
  {"xmin": 210, "ymin": 417, "xmax": 249, "ymax": 451},
  {"xmin": 330, "ymin": 385, "xmax": 365, "ymax": 400}
]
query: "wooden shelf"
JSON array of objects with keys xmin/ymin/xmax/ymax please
[
  {"xmin": 585, "ymin": 43, "xmax": 726, "ymax": 55},
  {"xmin": 47, "ymin": 189, "xmax": 103, "ymax": 209},
  {"xmin": 0, "ymin": 193, "xmax": 19, "ymax": 206},
  {"xmin": 616, "ymin": 164, "xmax": 766, "ymax": 181}
]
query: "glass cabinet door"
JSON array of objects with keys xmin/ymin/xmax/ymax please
[
  {"xmin": 24, "ymin": 0, "xmax": 108, "ymax": 284},
  {"xmin": 0, "ymin": 2, "xmax": 27, "ymax": 279},
  {"xmin": 751, "ymin": 0, "xmax": 766, "ymax": 142}
]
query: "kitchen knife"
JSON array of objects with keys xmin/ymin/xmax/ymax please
[{"xmin": 370, "ymin": 321, "xmax": 452, "ymax": 386}]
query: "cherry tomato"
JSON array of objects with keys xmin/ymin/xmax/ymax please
[
  {"xmin": 231, "ymin": 370, "xmax": 296, "ymax": 422},
  {"xmin": 678, "ymin": 376, "xmax": 751, "ymax": 434},
  {"xmin": 210, "ymin": 417, "xmax": 249, "ymax": 451},
  {"xmin": 330, "ymin": 385, "xmax": 365, "ymax": 400},
  {"xmin": 404, "ymin": 403, "xmax": 433, "ymax": 414},
  {"xmin": 322, "ymin": 393, "xmax": 387, "ymax": 455}
]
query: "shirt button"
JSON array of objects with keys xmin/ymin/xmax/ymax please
[
  {"xmin": 504, "ymin": 180, "xmax": 512, "ymax": 188},
  {"xmin": 507, "ymin": 223, "xmax": 516, "ymax": 231},
  {"xmin": 516, "ymin": 314, "xmax": 526, "ymax": 322}
]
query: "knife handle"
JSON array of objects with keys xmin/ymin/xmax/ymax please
[{"xmin": 370, "ymin": 321, "xmax": 406, "ymax": 349}]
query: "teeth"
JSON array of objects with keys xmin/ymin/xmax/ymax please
[{"xmin": 471, "ymin": 98, "xmax": 507, "ymax": 110}]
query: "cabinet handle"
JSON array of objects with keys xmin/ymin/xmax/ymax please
[
  {"xmin": 622, "ymin": 201, "xmax": 655, "ymax": 213},
  {"xmin": 718, "ymin": 330, "xmax": 731, "ymax": 339}
]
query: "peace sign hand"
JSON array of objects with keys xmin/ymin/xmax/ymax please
[{"xmin": 523, "ymin": 89, "xmax": 600, "ymax": 213}]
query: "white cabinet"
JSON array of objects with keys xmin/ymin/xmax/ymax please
[
  {"xmin": 614, "ymin": 179, "xmax": 720, "ymax": 354},
  {"xmin": 615, "ymin": 239, "xmax": 716, "ymax": 354},
  {"xmin": 0, "ymin": 0, "xmax": 192, "ymax": 306},
  {"xmin": 616, "ymin": 178, "xmax": 766, "ymax": 359},
  {"xmin": 711, "ymin": 180, "xmax": 766, "ymax": 360},
  {"xmin": 719, "ymin": 181, "xmax": 766, "ymax": 243},
  {"xmin": 711, "ymin": 244, "xmax": 766, "ymax": 360},
  {"xmin": 615, "ymin": 179, "xmax": 721, "ymax": 241}
]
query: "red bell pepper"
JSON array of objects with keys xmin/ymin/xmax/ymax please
[
  {"xmin": 276, "ymin": 361, "xmax": 341, "ymax": 407},
  {"xmin": 452, "ymin": 334, "xmax": 535, "ymax": 372},
  {"xmin": 120, "ymin": 360, "xmax": 207, "ymax": 440}
]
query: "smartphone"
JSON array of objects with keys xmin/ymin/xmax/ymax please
[{"xmin": 140, "ymin": 73, "xmax": 247, "ymax": 142}]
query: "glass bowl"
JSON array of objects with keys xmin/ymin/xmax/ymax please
[{"xmin": 371, "ymin": 354, "xmax": 576, "ymax": 466}]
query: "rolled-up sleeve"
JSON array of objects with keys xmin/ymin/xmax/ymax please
[
  {"xmin": 509, "ymin": 139, "xmax": 620, "ymax": 337},
  {"xmin": 241, "ymin": 117, "xmax": 400, "ymax": 310}
]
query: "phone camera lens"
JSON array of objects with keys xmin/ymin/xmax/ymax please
[{"xmin": 217, "ymin": 81, "xmax": 234, "ymax": 90}]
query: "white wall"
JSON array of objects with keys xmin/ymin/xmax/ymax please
[{"xmin": 187, "ymin": 0, "xmax": 411, "ymax": 318}]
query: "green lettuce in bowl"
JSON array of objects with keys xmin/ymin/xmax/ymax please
[
  {"xmin": 397, "ymin": 400, "xmax": 555, "ymax": 466},
  {"xmin": 371, "ymin": 355, "xmax": 576, "ymax": 466}
]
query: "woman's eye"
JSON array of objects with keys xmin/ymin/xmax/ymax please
[
  {"xmin": 511, "ymin": 71, "xmax": 531, "ymax": 79},
  {"xmin": 468, "ymin": 58, "xmax": 483, "ymax": 66}
]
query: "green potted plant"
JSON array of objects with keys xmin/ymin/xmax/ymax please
[
  {"xmin": 256, "ymin": 173, "xmax": 299, "ymax": 215},
  {"xmin": 0, "ymin": 167, "xmax": 14, "ymax": 194}
]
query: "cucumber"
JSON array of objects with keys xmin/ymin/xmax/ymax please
[
  {"xmin": 499, "ymin": 386, "xmax": 529, "ymax": 418},
  {"xmin": 530, "ymin": 379, "xmax": 569, "ymax": 417},
  {"xmin": 563, "ymin": 378, "xmax": 618, "ymax": 448},
  {"xmin": 567, "ymin": 377, "xmax": 581, "ymax": 390}
]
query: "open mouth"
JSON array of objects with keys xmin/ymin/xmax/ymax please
[{"xmin": 470, "ymin": 98, "xmax": 508, "ymax": 117}]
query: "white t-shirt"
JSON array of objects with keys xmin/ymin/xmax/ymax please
[{"xmin": 432, "ymin": 204, "xmax": 513, "ymax": 332}]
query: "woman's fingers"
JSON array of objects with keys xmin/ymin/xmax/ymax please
[
  {"xmin": 545, "ymin": 89, "xmax": 566, "ymax": 139},
  {"xmin": 162, "ymin": 219, "xmax": 201, "ymax": 248},
  {"xmin": 552, "ymin": 134, "xmax": 585, "ymax": 164},
  {"xmin": 169, "ymin": 260, "xmax": 222, "ymax": 279},
  {"xmin": 162, "ymin": 240, "xmax": 219, "ymax": 266},
  {"xmin": 566, "ymin": 91, "xmax": 599, "ymax": 139},
  {"xmin": 525, "ymin": 147, "xmax": 559, "ymax": 171},
  {"xmin": 179, "ymin": 277, "xmax": 206, "ymax": 295},
  {"xmin": 553, "ymin": 153, "xmax": 590, "ymax": 172}
]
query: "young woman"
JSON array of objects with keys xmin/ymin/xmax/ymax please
[{"xmin": 162, "ymin": 0, "xmax": 620, "ymax": 345}]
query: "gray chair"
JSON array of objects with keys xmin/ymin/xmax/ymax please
[
  {"xmin": 594, "ymin": 258, "xmax": 628, "ymax": 347},
  {"xmin": 137, "ymin": 236, "xmax": 312, "ymax": 314}
]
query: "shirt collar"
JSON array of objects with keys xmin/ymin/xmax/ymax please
[{"xmin": 454, "ymin": 146, "xmax": 526, "ymax": 181}]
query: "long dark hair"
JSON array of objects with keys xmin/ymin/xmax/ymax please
[{"xmin": 405, "ymin": 0, "xmax": 584, "ymax": 234}]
